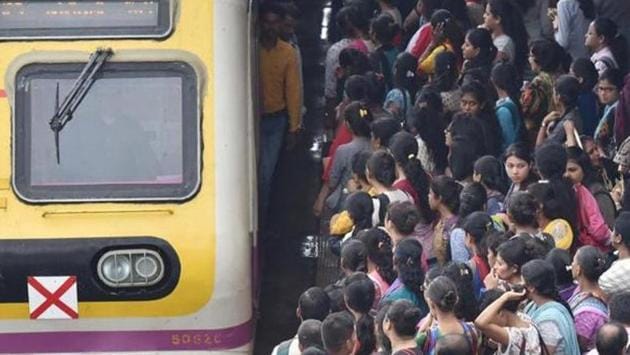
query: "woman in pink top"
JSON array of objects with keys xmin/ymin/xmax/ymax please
[
  {"xmin": 357, "ymin": 228, "xmax": 397, "ymax": 307},
  {"xmin": 565, "ymin": 146, "xmax": 612, "ymax": 252}
]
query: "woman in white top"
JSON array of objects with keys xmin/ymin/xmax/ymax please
[
  {"xmin": 585, "ymin": 17, "xmax": 628, "ymax": 76},
  {"xmin": 475, "ymin": 288, "xmax": 545, "ymax": 355},
  {"xmin": 483, "ymin": 0, "xmax": 529, "ymax": 75},
  {"xmin": 554, "ymin": 0, "xmax": 594, "ymax": 60}
]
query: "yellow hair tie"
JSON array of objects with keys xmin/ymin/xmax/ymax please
[{"xmin": 359, "ymin": 108, "xmax": 368, "ymax": 118}]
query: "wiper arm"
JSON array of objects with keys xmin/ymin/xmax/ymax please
[{"xmin": 49, "ymin": 48, "xmax": 113, "ymax": 164}]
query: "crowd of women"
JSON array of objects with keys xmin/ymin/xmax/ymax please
[{"xmin": 274, "ymin": 0, "xmax": 630, "ymax": 353}]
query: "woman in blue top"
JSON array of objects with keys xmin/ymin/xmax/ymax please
[
  {"xmin": 382, "ymin": 238, "xmax": 429, "ymax": 316},
  {"xmin": 491, "ymin": 63, "xmax": 523, "ymax": 151},
  {"xmin": 522, "ymin": 259, "xmax": 580, "ymax": 355}
]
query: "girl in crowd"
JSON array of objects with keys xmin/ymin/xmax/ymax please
[
  {"xmin": 491, "ymin": 63, "xmax": 523, "ymax": 151},
  {"xmin": 418, "ymin": 276, "xmax": 480, "ymax": 354},
  {"xmin": 448, "ymin": 135, "xmax": 481, "ymax": 183},
  {"xmin": 463, "ymin": 211, "xmax": 494, "ymax": 297},
  {"xmin": 475, "ymin": 287, "xmax": 545, "ymax": 354},
  {"xmin": 383, "ymin": 300, "xmax": 424, "ymax": 354},
  {"xmin": 585, "ymin": 17, "xmax": 628, "ymax": 76},
  {"xmin": 570, "ymin": 58, "xmax": 599, "ymax": 137},
  {"xmin": 568, "ymin": 246, "xmax": 610, "ymax": 352},
  {"xmin": 450, "ymin": 182, "xmax": 487, "ymax": 262},
  {"xmin": 522, "ymin": 259, "xmax": 581, "ymax": 355},
  {"xmin": 429, "ymin": 176, "xmax": 462, "ymax": 265},
  {"xmin": 371, "ymin": 117, "xmax": 401, "ymax": 150},
  {"xmin": 460, "ymin": 28, "xmax": 497, "ymax": 81},
  {"xmin": 389, "ymin": 131, "xmax": 432, "ymax": 214},
  {"xmin": 384, "ymin": 201, "xmax": 421, "ymax": 247},
  {"xmin": 342, "ymin": 191, "xmax": 375, "ymax": 241},
  {"xmin": 366, "ymin": 150, "xmax": 413, "ymax": 225},
  {"xmin": 426, "ymin": 51, "xmax": 461, "ymax": 116},
  {"xmin": 503, "ymin": 143, "xmax": 538, "ymax": 204},
  {"xmin": 545, "ymin": 248, "xmax": 578, "ymax": 302},
  {"xmin": 459, "ymin": 80, "xmax": 503, "ymax": 157},
  {"xmin": 554, "ymin": 0, "xmax": 594, "ymax": 60},
  {"xmin": 418, "ymin": 10, "xmax": 464, "ymax": 76},
  {"xmin": 566, "ymin": 146, "xmax": 616, "ymax": 235},
  {"xmin": 505, "ymin": 191, "xmax": 555, "ymax": 251},
  {"xmin": 489, "ymin": 236, "xmax": 541, "ymax": 288},
  {"xmin": 382, "ymin": 238, "xmax": 428, "ymax": 314},
  {"xmin": 473, "ymin": 155, "xmax": 508, "ymax": 215},
  {"xmin": 384, "ymin": 52, "xmax": 418, "ymax": 123},
  {"xmin": 340, "ymin": 239, "xmax": 368, "ymax": 276},
  {"xmin": 595, "ymin": 68, "xmax": 623, "ymax": 158},
  {"xmin": 482, "ymin": 0, "xmax": 528, "ymax": 74},
  {"xmin": 323, "ymin": 102, "xmax": 373, "ymax": 215},
  {"xmin": 357, "ymin": 228, "xmax": 396, "ymax": 307},
  {"xmin": 521, "ymin": 40, "xmax": 565, "ymax": 145},
  {"xmin": 343, "ymin": 272, "xmax": 377, "ymax": 355},
  {"xmin": 410, "ymin": 105, "xmax": 448, "ymax": 175},
  {"xmin": 537, "ymin": 75, "xmax": 583, "ymax": 146},
  {"xmin": 370, "ymin": 13, "xmax": 401, "ymax": 92},
  {"xmin": 442, "ymin": 262, "xmax": 480, "ymax": 321}
]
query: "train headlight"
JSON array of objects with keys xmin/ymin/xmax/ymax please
[{"xmin": 97, "ymin": 249, "xmax": 164, "ymax": 288}]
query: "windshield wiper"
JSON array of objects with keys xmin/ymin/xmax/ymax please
[{"xmin": 49, "ymin": 48, "xmax": 113, "ymax": 164}]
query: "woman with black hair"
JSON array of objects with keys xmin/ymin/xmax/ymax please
[
  {"xmin": 370, "ymin": 13, "xmax": 401, "ymax": 92},
  {"xmin": 460, "ymin": 28, "xmax": 498, "ymax": 81},
  {"xmin": 555, "ymin": 0, "xmax": 594, "ymax": 60},
  {"xmin": 418, "ymin": 10, "xmax": 465, "ymax": 77},
  {"xmin": 382, "ymin": 238, "xmax": 428, "ymax": 314},
  {"xmin": 503, "ymin": 143, "xmax": 538, "ymax": 204},
  {"xmin": 321, "ymin": 101, "xmax": 373, "ymax": 215},
  {"xmin": 429, "ymin": 176, "xmax": 462, "ymax": 265},
  {"xmin": 594, "ymin": 68, "xmax": 624, "ymax": 158},
  {"xmin": 521, "ymin": 40, "xmax": 566, "ymax": 145},
  {"xmin": 565, "ymin": 146, "xmax": 616, "ymax": 227},
  {"xmin": 367, "ymin": 150, "xmax": 414, "ymax": 226},
  {"xmin": 463, "ymin": 212, "xmax": 496, "ymax": 297},
  {"xmin": 491, "ymin": 63, "xmax": 524, "ymax": 150},
  {"xmin": 343, "ymin": 272, "xmax": 377, "ymax": 355},
  {"xmin": 459, "ymin": 80, "xmax": 503, "ymax": 157},
  {"xmin": 450, "ymin": 182, "xmax": 487, "ymax": 263},
  {"xmin": 385, "ymin": 52, "xmax": 418, "ymax": 123},
  {"xmin": 585, "ymin": 17, "xmax": 629, "ymax": 76},
  {"xmin": 417, "ymin": 276, "xmax": 480, "ymax": 354},
  {"xmin": 568, "ymin": 246, "xmax": 610, "ymax": 352},
  {"xmin": 371, "ymin": 117, "xmax": 402, "ymax": 150},
  {"xmin": 571, "ymin": 58, "xmax": 600, "ymax": 137},
  {"xmin": 474, "ymin": 156, "xmax": 508, "ymax": 215},
  {"xmin": 537, "ymin": 75, "xmax": 584, "ymax": 146},
  {"xmin": 383, "ymin": 299, "xmax": 424, "ymax": 354},
  {"xmin": 475, "ymin": 287, "xmax": 545, "ymax": 354},
  {"xmin": 442, "ymin": 262, "xmax": 480, "ymax": 321},
  {"xmin": 545, "ymin": 248, "xmax": 577, "ymax": 302},
  {"xmin": 357, "ymin": 228, "xmax": 396, "ymax": 306},
  {"xmin": 522, "ymin": 259, "xmax": 581, "ymax": 355},
  {"xmin": 426, "ymin": 51, "xmax": 462, "ymax": 116},
  {"xmin": 389, "ymin": 131, "xmax": 433, "ymax": 218},
  {"xmin": 483, "ymin": 0, "xmax": 529, "ymax": 74},
  {"xmin": 409, "ymin": 105, "xmax": 449, "ymax": 175},
  {"xmin": 340, "ymin": 239, "xmax": 369, "ymax": 276},
  {"xmin": 492, "ymin": 237, "xmax": 540, "ymax": 288},
  {"xmin": 448, "ymin": 135, "xmax": 481, "ymax": 183}
]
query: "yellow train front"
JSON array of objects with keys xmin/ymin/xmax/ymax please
[{"xmin": 0, "ymin": 0, "xmax": 255, "ymax": 353}]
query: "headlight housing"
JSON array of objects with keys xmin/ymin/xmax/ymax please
[{"xmin": 97, "ymin": 249, "xmax": 164, "ymax": 288}]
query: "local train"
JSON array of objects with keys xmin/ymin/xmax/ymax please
[{"xmin": 0, "ymin": 0, "xmax": 256, "ymax": 353}]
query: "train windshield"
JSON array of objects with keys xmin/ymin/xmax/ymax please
[{"xmin": 13, "ymin": 61, "xmax": 200, "ymax": 203}]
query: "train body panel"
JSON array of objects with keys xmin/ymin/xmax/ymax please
[{"xmin": 0, "ymin": 0, "xmax": 254, "ymax": 352}]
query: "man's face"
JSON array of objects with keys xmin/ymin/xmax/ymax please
[
  {"xmin": 261, "ymin": 12, "xmax": 282, "ymax": 40},
  {"xmin": 280, "ymin": 15, "xmax": 297, "ymax": 41}
]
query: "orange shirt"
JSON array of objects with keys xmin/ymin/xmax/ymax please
[{"xmin": 260, "ymin": 39, "xmax": 302, "ymax": 132}]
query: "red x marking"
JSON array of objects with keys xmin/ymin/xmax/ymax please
[{"xmin": 28, "ymin": 276, "xmax": 78, "ymax": 319}]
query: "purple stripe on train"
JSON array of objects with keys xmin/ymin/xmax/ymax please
[{"xmin": 0, "ymin": 320, "xmax": 252, "ymax": 353}]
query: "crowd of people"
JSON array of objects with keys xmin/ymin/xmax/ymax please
[{"xmin": 260, "ymin": 0, "xmax": 630, "ymax": 354}]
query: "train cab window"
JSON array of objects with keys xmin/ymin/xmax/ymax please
[
  {"xmin": 0, "ymin": 0, "xmax": 173, "ymax": 40},
  {"xmin": 13, "ymin": 61, "xmax": 200, "ymax": 203}
]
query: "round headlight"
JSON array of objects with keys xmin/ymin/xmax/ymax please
[
  {"xmin": 101, "ymin": 254, "xmax": 132, "ymax": 284},
  {"xmin": 135, "ymin": 255, "xmax": 159, "ymax": 279}
]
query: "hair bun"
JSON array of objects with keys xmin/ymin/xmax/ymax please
[{"xmin": 441, "ymin": 290, "xmax": 458, "ymax": 309}]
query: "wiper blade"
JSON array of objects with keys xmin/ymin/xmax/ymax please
[{"xmin": 49, "ymin": 48, "xmax": 113, "ymax": 164}]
